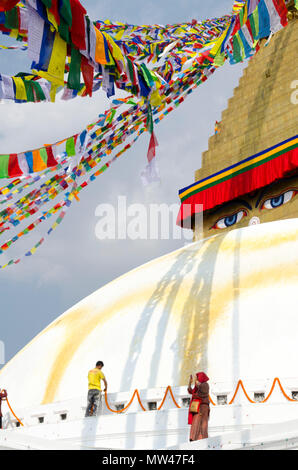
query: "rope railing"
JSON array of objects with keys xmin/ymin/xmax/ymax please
[
  {"xmin": 1, "ymin": 377, "xmax": 297, "ymax": 426},
  {"xmin": 229, "ymin": 378, "xmax": 298, "ymax": 405},
  {"xmin": 5, "ymin": 397, "xmax": 24, "ymax": 427},
  {"xmin": 157, "ymin": 386, "xmax": 181, "ymax": 410},
  {"xmin": 0, "ymin": 391, "xmax": 24, "ymax": 427},
  {"xmin": 228, "ymin": 380, "xmax": 255, "ymax": 405},
  {"xmin": 104, "ymin": 389, "xmax": 147, "ymax": 414},
  {"xmin": 104, "ymin": 377, "xmax": 298, "ymax": 414}
]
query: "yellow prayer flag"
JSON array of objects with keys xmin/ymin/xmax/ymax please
[
  {"xmin": 47, "ymin": 10, "xmax": 59, "ymax": 31},
  {"xmin": 50, "ymin": 83, "xmax": 58, "ymax": 102},
  {"xmin": 12, "ymin": 77, "xmax": 27, "ymax": 101},
  {"xmin": 210, "ymin": 24, "xmax": 230, "ymax": 57},
  {"xmin": 9, "ymin": 29, "xmax": 18, "ymax": 39},
  {"xmin": 115, "ymin": 29, "xmax": 125, "ymax": 41},
  {"xmin": 102, "ymin": 31, "xmax": 123, "ymax": 62},
  {"xmin": 150, "ymin": 89, "xmax": 162, "ymax": 106},
  {"xmin": 35, "ymin": 33, "xmax": 67, "ymax": 86},
  {"xmin": 243, "ymin": 3, "xmax": 248, "ymax": 25},
  {"xmin": 48, "ymin": 33, "xmax": 67, "ymax": 85}
]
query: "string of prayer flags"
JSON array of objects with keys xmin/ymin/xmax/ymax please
[
  {"xmin": 0, "ymin": 0, "xmax": 291, "ymax": 267},
  {"xmin": 216, "ymin": 0, "xmax": 288, "ymax": 64},
  {"xmin": 0, "ymin": 0, "xmax": 232, "ymax": 103}
]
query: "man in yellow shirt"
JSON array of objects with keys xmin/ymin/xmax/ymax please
[{"xmin": 85, "ymin": 361, "xmax": 108, "ymax": 417}]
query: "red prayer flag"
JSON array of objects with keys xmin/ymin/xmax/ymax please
[
  {"xmin": 147, "ymin": 131, "xmax": 158, "ymax": 163},
  {"xmin": 272, "ymin": 0, "xmax": 288, "ymax": 27},
  {"xmin": 49, "ymin": 0, "xmax": 60, "ymax": 26},
  {"xmin": 0, "ymin": 0, "xmax": 19, "ymax": 12},
  {"xmin": 45, "ymin": 146, "xmax": 58, "ymax": 167},
  {"xmin": 8, "ymin": 154, "xmax": 22, "ymax": 177},
  {"xmin": 81, "ymin": 56, "xmax": 94, "ymax": 97},
  {"xmin": 69, "ymin": 0, "xmax": 87, "ymax": 51}
]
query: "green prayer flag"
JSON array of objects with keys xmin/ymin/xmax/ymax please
[
  {"xmin": 39, "ymin": 148, "xmax": 48, "ymax": 165},
  {"xmin": 146, "ymin": 104, "xmax": 153, "ymax": 134},
  {"xmin": 5, "ymin": 7, "xmax": 19, "ymax": 29},
  {"xmin": 67, "ymin": 46, "xmax": 82, "ymax": 90},
  {"xmin": 233, "ymin": 34, "xmax": 243, "ymax": 63},
  {"xmin": 31, "ymin": 82, "xmax": 46, "ymax": 102},
  {"xmin": 214, "ymin": 51, "xmax": 225, "ymax": 66},
  {"xmin": 106, "ymin": 108, "xmax": 116, "ymax": 124},
  {"xmin": 249, "ymin": 14, "xmax": 257, "ymax": 41},
  {"xmin": 140, "ymin": 64, "xmax": 154, "ymax": 88},
  {"xmin": 42, "ymin": 0, "xmax": 52, "ymax": 7},
  {"xmin": 58, "ymin": 19, "xmax": 70, "ymax": 43},
  {"xmin": 239, "ymin": 8, "xmax": 244, "ymax": 27},
  {"xmin": 0, "ymin": 155, "xmax": 10, "ymax": 178},
  {"xmin": 251, "ymin": 8, "xmax": 259, "ymax": 40},
  {"xmin": 24, "ymin": 81, "xmax": 35, "ymax": 102},
  {"xmin": 126, "ymin": 57, "xmax": 135, "ymax": 85},
  {"xmin": 59, "ymin": 0, "xmax": 72, "ymax": 26},
  {"xmin": 238, "ymin": 34, "xmax": 245, "ymax": 61},
  {"xmin": 66, "ymin": 137, "xmax": 76, "ymax": 156}
]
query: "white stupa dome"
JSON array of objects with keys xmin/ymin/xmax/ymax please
[{"xmin": 0, "ymin": 218, "xmax": 298, "ymax": 409}]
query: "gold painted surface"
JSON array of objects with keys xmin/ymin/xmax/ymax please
[
  {"xmin": 177, "ymin": 249, "xmax": 298, "ymax": 384},
  {"xmin": 42, "ymin": 287, "xmax": 159, "ymax": 403},
  {"xmin": 1, "ymin": 217, "xmax": 297, "ymax": 405},
  {"xmin": 25, "ymin": 219, "xmax": 298, "ymax": 402},
  {"xmin": 42, "ymin": 237, "xmax": 225, "ymax": 401}
]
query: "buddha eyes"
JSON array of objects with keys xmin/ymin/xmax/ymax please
[
  {"xmin": 261, "ymin": 190, "xmax": 296, "ymax": 210},
  {"xmin": 211, "ymin": 189, "xmax": 297, "ymax": 231},
  {"xmin": 213, "ymin": 210, "xmax": 247, "ymax": 229}
]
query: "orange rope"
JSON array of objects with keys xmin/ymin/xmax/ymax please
[
  {"xmin": 275, "ymin": 378, "xmax": 297, "ymax": 402},
  {"xmin": 261, "ymin": 378, "xmax": 297, "ymax": 403},
  {"xmin": 104, "ymin": 378, "xmax": 298, "ymax": 414},
  {"xmin": 4, "ymin": 398, "xmax": 24, "ymax": 427},
  {"xmin": 209, "ymin": 395, "xmax": 216, "ymax": 406},
  {"xmin": 104, "ymin": 389, "xmax": 146, "ymax": 414},
  {"xmin": 157, "ymin": 386, "xmax": 181, "ymax": 410},
  {"xmin": 135, "ymin": 389, "xmax": 147, "ymax": 411},
  {"xmin": 261, "ymin": 378, "xmax": 279, "ymax": 404},
  {"xmin": 228, "ymin": 378, "xmax": 298, "ymax": 405},
  {"xmin": 229, "ymin": 380, "xmax": 255, "ymax": 404},
  {"xmin": 3, "ymin": 377, "xmax": 297, "ymax": 423},
  {"xmin": 167, "ymin": 386, "xmax": 181, "ymax": 409}
]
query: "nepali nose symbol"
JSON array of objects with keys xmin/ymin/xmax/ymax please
[{"xmin": 249, "ymin": 216, "xmax": 261, "ymax": 226}]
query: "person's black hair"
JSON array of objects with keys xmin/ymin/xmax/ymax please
[{"xmin": 96, "ymin": 361, "xmax": 104, "ymax": 367}]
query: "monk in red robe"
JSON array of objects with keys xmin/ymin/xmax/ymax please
[{"xmin": 188, "ymin": 372, "xmax": 210, "ymax": 441}]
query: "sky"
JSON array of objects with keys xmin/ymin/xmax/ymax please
[{"xmin": 0, "ymin": 0, "xmax": 247, "ymax": 366}]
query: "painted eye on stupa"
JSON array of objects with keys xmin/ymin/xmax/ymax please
[
  {"xmin": 261, "ymin": 190, "xmax": 297, "ymax": 210},
  {"xmin": 212, "ymin": 210, "xmax": 247, "ymax": 229}
]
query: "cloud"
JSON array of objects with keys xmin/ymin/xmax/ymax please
[{"xmin": 0, "ymin": 0, "xmax": 246, "ymax": 362}]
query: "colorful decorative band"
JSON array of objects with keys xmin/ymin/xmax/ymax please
[{"xmin": 177, "ymin": 135, "xmax": 298, "ymax": 227}]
